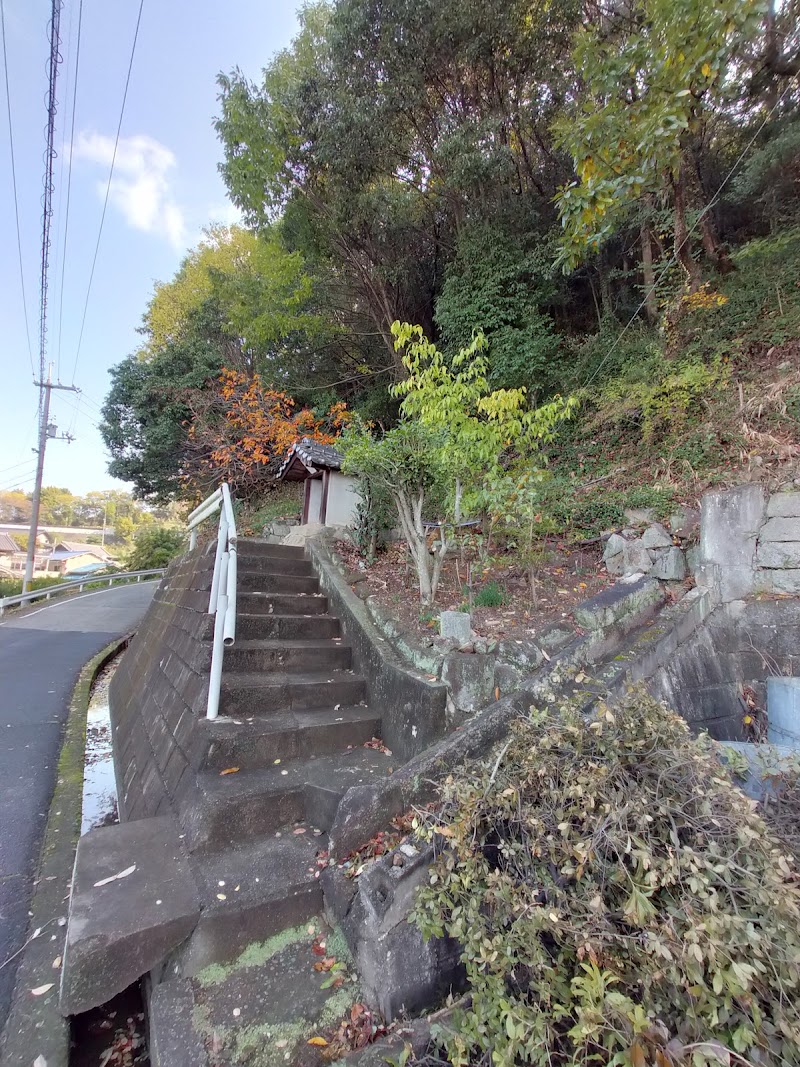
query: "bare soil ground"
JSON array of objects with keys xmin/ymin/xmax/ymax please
[{"xmin": 334, "ymin": 538, "xmax": 611, "ymax": 642}]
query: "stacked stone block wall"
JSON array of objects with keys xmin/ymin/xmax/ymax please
[
  {"xmin": 109, "ymin": 543, "xmax": 214, "ymax": 823},
  {"xmin": 697, "ymin": 485, "xmax": 800, "ymax": 602}
]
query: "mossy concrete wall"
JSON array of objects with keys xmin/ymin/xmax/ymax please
[{"xmin": 109, "ymin": 544, "xmax": 214, "ymax": 822}]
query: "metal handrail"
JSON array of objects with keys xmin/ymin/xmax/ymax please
[
  {"xmin": 188, "ymin": 483, "xmax": 237, "ymax": 719},
  {"xmin": 0, "ymin": 570, "xmax": 165, "ymax": 617}
]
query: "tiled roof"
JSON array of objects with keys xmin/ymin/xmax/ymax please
[
  {"xmin": 0, "ymin": 532, "xmax": 19, "ymax": 553},
  {"xmin": 276, "ymin": 438, "xmax": 343, "ymax": 480},
  {"xmin": 52, "ymin": 541, "xmax": 111, "ymax": 558}
]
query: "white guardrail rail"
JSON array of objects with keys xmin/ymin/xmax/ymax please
[
  {"xmin": 0, "ymin": 569, "xmax": 165, "ymax": 617},
  {"xmin": 187, "ymin": 483, "xmax": 237, "ymax": 720}
]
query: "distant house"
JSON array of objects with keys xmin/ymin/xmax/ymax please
[
  {"xmin": 0, "ymin": 532, "xmax": 49, "ymax": 576},
  {"xmin": 277, "ymin": 439, "xmax": 359, "ymax": 527},
  {"xmin": 48, "ymin": 541, "xmax": 114, "ymax": 576}
]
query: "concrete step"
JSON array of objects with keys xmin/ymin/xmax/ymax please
[
  {"xmin": 180, "ymin": 835, "xmax": 325, "ymax": 974},
  {"xmin": 224, "ymin": 638, "xmax": 352, "ymax": 673},
  {"xmin": 202, "ymin": 704, "xmax": 381, "ymax": 769},
  {"xmin": 220, "ymin": 669, "xmax": 366, "ymax": 717},
  {"xmin": 236, "ymin": 591, "xmax": 328, "ymax": 615},
  {"xmin": 238, "ymin": 570, "xmax": 319, "ymax": 595},
  {"xmin": 185, "ymin": 748, "xmax": 393, "ymax": 850},
  {"xmin": 236, "ymin": 552, "xmax": 314, "ymax": 577},
  {"xmin": 235, "ymin": 612, "xmax": 340, "ymax": 641},
  {"xmin": 236, "ymin": 538, "xmax": 305, "ymax": 559}
]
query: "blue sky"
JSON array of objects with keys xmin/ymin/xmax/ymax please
[{"xmin": 0, "ymin": 0, "xmax": 299, "ymax": 497}]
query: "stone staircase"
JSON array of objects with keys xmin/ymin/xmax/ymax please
[{"xmin": 179, "ymin": 539, "xmax": 392, "ymax": 973}]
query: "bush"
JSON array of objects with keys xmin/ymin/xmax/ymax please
[
  {"xmin": 413, "ymin": 688, "xmax": 800, "ymax": 1067},
  {"xmin": 472, "ymin": 580, "xmax": 507, "ymax": 608},
  {"xmin": 126, "ymin": 526, "xmax": 185, "ymax": 571},
  {"xmin": 0, "ymin": 575, "xmax": 63, "ymax": 599}
]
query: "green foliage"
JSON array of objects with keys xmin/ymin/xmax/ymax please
[
  {"xmin": 126, "ymin": 526, "xmax": 185, "ymax": 571},
  {"xmin": 435, "ymin": 226, "xmax": 562, "ymax": 397},
  {"xmin": 472, "ymin": 580, "xmax": 506, "ymax": 608},
  {"xmin": 238, "ymin": 484, "xmax": 302, "ymax": 535},
  {"xmin": 555, "ymin": 0, "xmax": 766, "ymax": 266},
  {"xmin": 101, "ymin": 307, "xmax": 224, "ymax": 502},
  {"xmin": 413, "ymin": 687, "xmax": 800, "ymax": 1067},
  {"xmin": 340, "ymin": 418, "xmax": 449, "ymax": 602},
  {"xmin": 0, "ymin": 575, "xmax": 64, "ymax": 599}
]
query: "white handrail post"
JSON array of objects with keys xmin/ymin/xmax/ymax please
[
  {"xmin": 206, "ymin": 551, "xmax": 229, "ymax": 720},
  {"xmin": 223, "ymin": 547, "xmax": 237, "ymax": 646},
  {"xmin": 208, "ymin": 509, "xmax": 228, "ymax": 613}
]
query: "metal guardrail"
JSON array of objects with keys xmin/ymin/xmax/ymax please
[
  {"xmin": 0, "ymin": 569, "xmax": 165, "ymax": 617},
  {"xmin": 187, "ymin": 483, "xmax": 237, "ymax": 720}
]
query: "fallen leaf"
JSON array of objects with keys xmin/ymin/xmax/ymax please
[
  {"xmin": 494, "ymin": 686, "xmax": 500, "ymax": 700},
  {"xmin": 217, "ymin": 893, "xmax": 227, "ymax": 900},
  {"xmin": 34, "ymin": 1058, "xmax": 47, "ymax": 1067},
  {"xmin": 31, "ymin": 984, "xmax": 53, "ymax": 997},
  {"xmin": 93, "ymin": 865, "xmax": 135, "ymax": 888},
  {"xmin": 219, "ymin": 767, "xmax": 239, "ymax": 775},
  {"xmin": 575, "ymin": 671, "xmax": 587, "ymax": 683},
  {"xmin": 307, "ymin": 1036, "xmax": 328, "ymax": 1047},
  {"xmin": 52, "ymin": 956, "xmax": 62, "ymax": 969},
  {"xmin": 293, "ymin": 826, "xmax": 307, "ymax": 834}
]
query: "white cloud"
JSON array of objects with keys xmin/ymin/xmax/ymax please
[
  {"xmin": 207, "ymin": 200, "xmax": 242, "ymax": 227},
  {"xmin": 75, "ymin": 131, "xmax": 187, "ymax": 250}
]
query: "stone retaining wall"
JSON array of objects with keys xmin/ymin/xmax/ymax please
[
  {"xmin": 697, "ymin": 485, "xmax": 800, "ymax": 601},
  {"xmin": 109, "ymin": 544, "xmax": 213, "ymax": 821}
]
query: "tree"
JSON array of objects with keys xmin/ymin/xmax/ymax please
[
  {"xmin": 554, "ymin": 0, "xmax": 766, "ymax": 281},
  {"xmin": 343, "ymin": 323, "xmax": 576, "ymax": 603},
  {"xmin": 0, "ymin": 491, "xmax": 31, "ymax": 524},
  {"xmin": 100, "ymin": 307, "xmax": 225, "ymax": 502},
  {"xmin": 126, "ymin": 526, "xmax": 186, "ymax": 571},
  {"xmin": 185, "ymin": 368, "xmax": 349, "ymax": 502}
]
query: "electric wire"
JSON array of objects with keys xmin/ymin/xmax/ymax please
[
  {"xmin": 581, "ymin": 82, "xmax": 798, "ymax": 393},
  {"xmin": 70, "ymin": 0, "xmax": 145, "ymax": 385},
  {"xmin": 1, "ymin": 0, "xmax": 36, "ymax": 378},
  {"xmin": 55, "ymin": 0, "xmax": 82, "ymax": 383},
  {"xmin": 0, "ymin": 458, "xmax": 39, "ymax": 477}
]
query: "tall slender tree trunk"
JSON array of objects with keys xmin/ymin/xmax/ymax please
[
  {"xmin": 640, "ymin": 222, "xmax": 658, "ymax": 324},
  {"xmin": 672, "ymin": 166, "xmax": 701, "ymax": 291}
]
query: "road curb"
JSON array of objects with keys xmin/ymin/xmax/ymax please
[{"xmin": 0, "ymin": 636, "xmax": 129, "ymax": 1067}]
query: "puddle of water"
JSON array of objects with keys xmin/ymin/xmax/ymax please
[{"xmin": 82, "ymin": 658, "xmax": 120, "ymax": 835}]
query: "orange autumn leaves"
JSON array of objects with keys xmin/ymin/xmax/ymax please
[{"xmin": 187, "ymin": 368, "xmax": 349, "ymax": 499}]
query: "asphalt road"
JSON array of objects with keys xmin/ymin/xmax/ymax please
[{"xmin": 0, "ymin": 583, "xmax": 156, "ymax": 1033}]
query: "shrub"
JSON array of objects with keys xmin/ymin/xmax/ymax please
[
  {"xmin": 472, "ymin": 580, "xmax": 506, "ymax": 608},
  {"xmin": 413, "ymin": 688, "xmax": 800, "ymax": 1067},
  {"xmin": 126, "ymin": 526, "xmax": 185, "ymax": 571}
]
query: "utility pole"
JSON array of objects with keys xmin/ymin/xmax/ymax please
[{"xmin": 22, "ymin": 364, "xmax": 77, "ymax": 592}]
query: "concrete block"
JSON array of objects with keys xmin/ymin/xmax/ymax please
[
  {"xmin": 699, "ymin": 485, "xmax": 766, "ymax": 601},
  {"xmin": 650, "ymin": 546, "xmax": 687, "ymax": 581},
  {"xmin": 603, "ymin": 533, "xmax": 625, "ymax": 575},
  {"xmin": 766, "ymin": 677, "xmax": 800, "ymax": 749},
  {"xmin": 766, "ymin": 492, "xmax": 800, "ymax": 518},
  {"xmin": 330, "ymin": 848, "xmax": 465, "ymax": 1021},
  {"xmin": 642, "ymin": 523, "xmax": 672, "ymax": 550},
  {"xmin": 439, "ymin": 611, "xmax": 471, "ymax": 643},
  {"xmin": 760, "ymin": 516, "xmax": 800, "ymax": 542},
  {"xmin": 623, "ymin": 540, "xmax": 653, "ymax": 574},
  {"xmin": 149, "ymin": 979, "xmax": 207, "ymax": 1067},
  {"xmin": 441, "ymin": 652, "xmax": 496, "ymax": 719},
  {"xmin": 573, "ymin": 577, "xmax": 662, "ymax": 632},
  {"xmin": 61, "ymin": 816, "xmax": 200, "ymax": 1015},
  {"xmin": 669, "ymin": 506, "xmax": 700, "ymax": 540},
  {"xmin": 756, "ymin": 541, "xmax": 800, "ymax": 568},
  {"xmin": 762, "ymin": 569, "xmax": 800, "ymax": 595}
]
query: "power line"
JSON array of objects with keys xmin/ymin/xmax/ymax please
[
  {"xmin": 0, "ymin": 457, "xmax": 38, "ymax": 477},
  {"xmin": 71, "ymin": 0, "xmax": 145, "ymax": 384},
  {"xmin": 1, "ymin": 0, "xmax": 35, "ymax": 378},
  {"xmin": 56, "ymin": 0, "xmax": 82, "ymax": 382},
  {"xmin": 38, "ymin": 0, "xmax": 64, "ymax": 385},
  {"xmin": 581, "ymin": 84, "xmax": 797, "ymax": 393}
]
